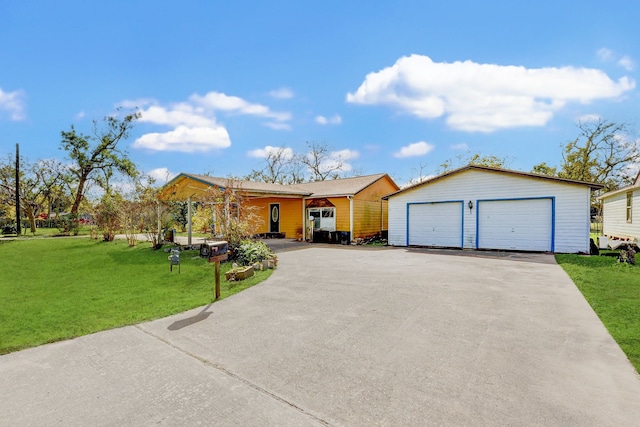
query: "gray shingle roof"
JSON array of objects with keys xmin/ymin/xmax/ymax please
[{"xmin": 172, "ymin": 172, "xmax": 395, "ymax": 197}]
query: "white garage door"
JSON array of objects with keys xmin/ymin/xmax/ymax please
[
  {"xmin": 477, "ymin": 198, "xmax": 553, "ymax": 251},
  {"xmin": 408, "ymin": 202, "xmax": 463, "ymax": 248}
]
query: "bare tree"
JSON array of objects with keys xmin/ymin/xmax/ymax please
[
  {"xmin": 407, "ymin": 162, "xmax": 431, "ymax": 185},
  {"xmin": 246, "ymin": 147, "xmax": 299, "ymax": 184},
  {"xmin": 301, "ymin": 141, "xmax": 345, "ymax": 181}
]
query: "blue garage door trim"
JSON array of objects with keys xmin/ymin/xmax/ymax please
[
  {"xmin": 475, "ymin": 197, "xmax": 555, "ymax": 252},
  {"xmin": 406, "ymin": 200, "xmax": 465, "ymax": 248}
]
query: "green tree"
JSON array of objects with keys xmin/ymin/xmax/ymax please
[
  {"xmin": 438, "ymin": 152, "xmax": 510, "ymax": 173},
  {"xmin": 0, "ymin": 156, "xmax": 67, "ymax": 233},
  {"xmin": 169, "ymin": 201, "xmax": 189, "ymax": 232},
  {"xmin": 531, "ymin": 162, "xmax": 558, "ymax": 177},
  {"xmin": 93, "ymin": 192, "xmax": 123, "ymax": 241},
  {"xmin": 559, "ymin": 119, "xmax": 638, "ymax": 192},
  {"xmin": 532, "ymin": 119, "xmax": 639, "ymax": 193},
  {"xmin": 60, "ymin": 109, "xmax": 141, "ymax": 216}
]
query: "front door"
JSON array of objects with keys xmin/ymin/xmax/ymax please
[{"xmin": 269, "ymin": 203, "xmax": 280, "ymax": 233}]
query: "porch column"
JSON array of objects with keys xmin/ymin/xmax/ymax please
[
  {"xmin": 187, "ymin": 196, "xmax": 192, "ymax": 246},
  {"xmin": 302, "ymin": 198, "xmax": 307, "ymax": 241}
]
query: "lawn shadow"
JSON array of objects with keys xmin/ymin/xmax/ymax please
[{"xmin": 167, "ymin": 303, "xmax": 214, "ymax": 331}]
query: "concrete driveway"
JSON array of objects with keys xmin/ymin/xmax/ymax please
[{"xmin": 2, "ymin": 246, "xmax": 640, "ymax": 426}]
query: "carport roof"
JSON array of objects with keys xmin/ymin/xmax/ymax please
[{"xmin": 383, "ymin": 164, "xmax": 604, "ymax": 199}]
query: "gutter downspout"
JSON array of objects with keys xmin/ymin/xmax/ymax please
[{"xmin": 380, "ymin": 198, "xmax": 383, "ymax": 234}]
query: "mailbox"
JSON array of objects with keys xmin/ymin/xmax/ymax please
[{"xmin": 200, "ymin": 241, "xmax": 228, "ymax": 259}]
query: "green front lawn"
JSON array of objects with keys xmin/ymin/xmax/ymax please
[
  {"xmin": 0, "ymin": 238, "xmax": 271, "ymax": 354},
  {"xmin": 556, "ymin": 253, "xmax": 640, "ymax": 373},
  {"xmin": 2, "ymin": 225, "xmax": 93, "ymax": 238}
]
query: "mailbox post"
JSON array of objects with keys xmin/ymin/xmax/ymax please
[
  {"xmin": 201, "ymin": 241, "xmax": 228, "ymax": 300},
  {"xmin": 168, "ymin": 249, "xmax": 180, "ymax": 273}
]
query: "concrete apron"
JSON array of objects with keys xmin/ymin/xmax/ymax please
[{"xmin": 2, "ymin": 246, "xmax": 640, "ymax": 426}]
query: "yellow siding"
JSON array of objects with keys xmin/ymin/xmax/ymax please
[
  {"xmin": 328, "ymin": 197, "xmax": 351, "ymax": 232},
  {"xmin": 352, "ymin": 176, "xmax": 398, "ymax": 238},
  {"xmin": 160, "ymin": 174, "xmax": 399, "ymax": 240},
  {"xmin": 246, "ymin": 197, "xmax": 304, "ymax": 238}
]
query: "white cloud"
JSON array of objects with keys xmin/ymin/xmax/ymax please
[
  {"xmin": 119, "ymin": 98, "xmax": 155, "ymax": 109},
  {"xmin": 346, "ymin": 54, "xmax": 635, "ymax": 132},
  {"xmin": 618, "ymin": 55, "xmax": 635, "ymax": 71},
  {"xmin": 394, "ymin": 141, "xmax": 435, "ymax": 158},
  {"xmin": 576, "ymin": 113, "xmax": 601, "ymax": 123},
  {"xmin": 190, "ymin": 91, "xmax": 291, "ymax": 122},
  {"xmin": 597, "ymin": 48, "xmax": 614, "ymax": 62},
  {"xmin": 0, "ymin": 87, "xmax": 26, "ymax": 121},
  {"xmin": 269, "ymin": 87, "xmax": 294, "ymax": 99},
  {"xmin": 133, "ymin": 125, "xmax": 230, "ymax": 153},
  {"xmin": 247, "ymin": 145, "xmax": 294, "ymax": 160},
  {"xmin": 264, "ymin": 121, "xmax": 292, "ymax": 131},
  {"xmin": 147, "ymin": 167, "xmax": 178, "ymax": 184},
  {"xmin": 307, "ymin": 148, "xmax": 359, "ymax": 173},
  {"xmin": 331, "ymin": 149, "xmax": 358, "ymax": 161},
  {"xmin": 597, "ymin": 48, "xmax": 635, "ymax": 71},
  {"xmin": 139, "ymin": 104, "xmax": 215, "ymax": 127},
  {"xmin": 315, "ymin": 114, "xmax": 342, "ymax": 125},
  {"xmin": 450, "ymin": 143, "xmax": 469, "ymax": 151},
  {"xmin": 130, "ymin": 91, "xmax": 292, "ymax": 152}
]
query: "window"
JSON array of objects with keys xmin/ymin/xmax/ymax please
[
  {"xmin": 308, "ymin": 207, "xmax": 336, "ymax": 231},
  {"xmin": 626, "ymin": 192, "xmax": 633, "ymax": 223}
]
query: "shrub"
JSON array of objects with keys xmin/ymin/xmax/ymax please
[{"xmin": 234, "ymin": 240, "xmax": 275, "ymax": 266}]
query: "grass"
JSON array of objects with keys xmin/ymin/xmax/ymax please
[
  {"xmin": 0, "ymin": 238, "xmax": 272, "ymax": 354},
  {"xmin": 2, "ymin": 226, "xmax": 93, "ymax": 238},
  {"xmin": 556, "ymin": 253, "xmax": 640, "ymax": 373}
]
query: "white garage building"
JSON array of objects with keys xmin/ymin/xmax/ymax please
[{"xmin": 385, "ymin": 165, "xmax": 602, "ymax": 253}]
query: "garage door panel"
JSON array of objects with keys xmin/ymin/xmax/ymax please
[
  {"xmin": 478, "ymin": 199, "xmax": 552, "ymax": 252},
  {"xmin": 408, "ymin": 202, "xmax": 462, "ymax": 248}
]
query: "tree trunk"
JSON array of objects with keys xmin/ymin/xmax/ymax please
[
  {"xmin": 70, "ymin": 174, "xmax": 88, "ymax": 215},
  {"xmin": 24, "ymin": 204, "xmax": 36, "ymax": 234}
]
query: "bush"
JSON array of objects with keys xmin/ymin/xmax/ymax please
[
  {"xmin": 2, "ymin": 224, "xmax": 17, "ymax": 235},
  {"xmin": 233, "ymin": 240, "xmax": 275, "ymax": 266}
]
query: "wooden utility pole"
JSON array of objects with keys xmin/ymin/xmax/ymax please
[{"xmin": 15, "ymin": 144, "xmax": 21, "ymax": 236}]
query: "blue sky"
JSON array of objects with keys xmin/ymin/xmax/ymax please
[{"xmin": 1, "ymin": 0, "xmax": 638, "ymax": 187}]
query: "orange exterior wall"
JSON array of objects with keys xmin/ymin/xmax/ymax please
[
  {"xmin": 352, "ymin": 176, "xmax": 397, "ymax": 238},
  {"xmin": 160, "ymin": 175, "xmax": 398, "ymax": 241},
  {"xmin": 245, "ymin": 197, "xmax": 304, "ymax": 239},
  {"xmin": 327, "ymin": 197, "xmax": 351, "ymax": 232},
  {"xmin": 306, "ymin": 176, "xmax": 398, "ymax": 239}
]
